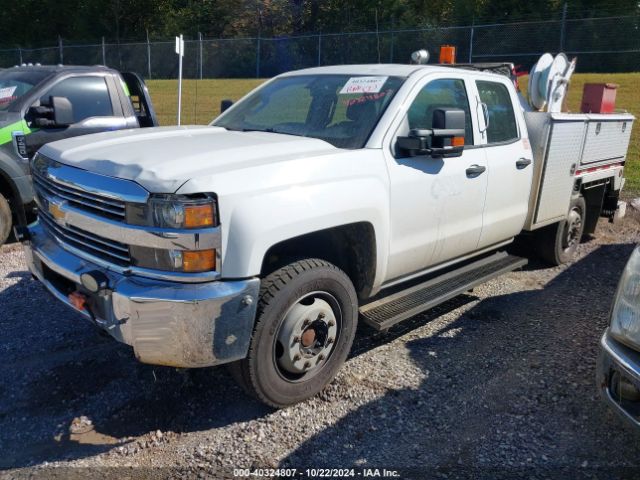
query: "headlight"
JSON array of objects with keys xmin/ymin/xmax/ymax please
[
  {"xmin": 126, "ymin": 194, "xmax": 218, "ymax": 273},
  {"xmin": 610, "ymin": 246, "xmax": 640, "ymax": 350},
  {"xmin": 126, "ymin": 194, "xmax": 217, "ymax": 229},
  {"xmin": 129, "ymin": 245, "xmax": 216, "ymax": 273}
]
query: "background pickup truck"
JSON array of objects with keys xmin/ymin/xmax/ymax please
[
  {"xmin": 0, "ymin": 65, "xmax": 157, "ymax": 246},
  {"xmin": 21, "ymin": 63, "xmax": 634, "ymax": 407}
]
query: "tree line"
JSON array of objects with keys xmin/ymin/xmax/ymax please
[{"xmin": 2, "ymin": 0, "xmax": 638, "ymax": 48}]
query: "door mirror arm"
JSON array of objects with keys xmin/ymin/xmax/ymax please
[{"xmin": 220, "ymin": 99, "xmax": 233, "ymax": 113}]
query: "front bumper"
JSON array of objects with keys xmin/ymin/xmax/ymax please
[
  {"xmin": 597, "ymin": 328, "xmax": 640, "ymax": 428},
  {"xmin": 24, "ymin": 221, "xmax": 260, "ymax": 368}
]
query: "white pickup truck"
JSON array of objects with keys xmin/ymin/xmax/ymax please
[{"xmin": 21, "ymin": 64, "xmax": 634, "ymax": 407}]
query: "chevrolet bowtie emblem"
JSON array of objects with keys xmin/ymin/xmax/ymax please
[{"xmin": 48, "ymin": 200, "xmax": 67, "ymax": 225}]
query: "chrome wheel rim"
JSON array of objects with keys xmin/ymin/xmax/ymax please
[
  {"xmin": 563, "ymin": 207, "xmax": 583, "ymax": 251},
  {"xmin": 273, "ymin": 291, "xmax": 341, "ymax": 382}
]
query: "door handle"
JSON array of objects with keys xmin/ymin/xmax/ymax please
[
  {"xmin": 516, "ymin": 158, "xmax": 532, "ymax": 169},
  {"xmin": 466, "ymin": 164, "xmax": 486, "ymax": 177}
]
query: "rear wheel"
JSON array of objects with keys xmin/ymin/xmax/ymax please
[
  {"xmin": 0, "ymin": 193, "xmax": 12, "ymax": 247},
  {"xmin": 537, "ymin": 195, "xmax": 586, "ymax": 265},
  {"xmin": 229, "ymin": 259, "xmax": 358, "ymax": 408}
]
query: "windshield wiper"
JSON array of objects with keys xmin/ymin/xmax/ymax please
[
  {"xmin": 240, "ymin": 127, "xmax": 276, "ymax": 133},
  {"xmin": 244, "ymin": 128, "xmax": 310, "ymax": 139},
  {"xmin": 222, "ymin": 126, "xmax": 308, "ymax": 139}
]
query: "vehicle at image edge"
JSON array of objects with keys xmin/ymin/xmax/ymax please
[
  {"xmin": 0, "ymin": 64, "xmax": 157, "ymax": 246},
  {"xmin": 20, "ymin": 63, "xmax": 634, "ymax": 407},
  {"xmin": 598, "ymin": 245, "xmax": 640, "ymax": 428}
]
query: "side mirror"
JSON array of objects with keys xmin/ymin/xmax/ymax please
[
  {"xmin": 397, "ymin": 107, "xmax": 466, "ymax": 158},
  {"xmin": 51, "ymin": 96, "xmax": 74, "ymax": 126},
  {"xmin": 29, "ymin": 96, "xmax": 74, "ymax": 128},
  {"xmin": 220, "ymin": 99, "xmax": 233, "ymax": 113}
]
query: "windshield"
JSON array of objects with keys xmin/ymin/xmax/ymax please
[
  {"xmin": 0, "ymin": 70, "xmax": 51, "ymax": 111},
  {"xmin": 213, "ymin": 74, "xmax": 405, "ymax": 149}
]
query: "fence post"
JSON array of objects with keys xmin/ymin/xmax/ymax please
[
  {"xmin": 146, "ymin": 30, "xmax": 152, "ymax": 78},
  {"xmin": 374, "ymin": 8, "xmax": 381, "ymax": 63},
  {"xmin": 560, "ymin": 2, "xmax": 568, "ymax": 52},
  {"xmin": 389, "ymin": 16, "xmax": 395, "ymax": 63},
  {"xmin": 256, "ymin": 37, "xmax": 261, "ymax": 78},
  {"xmin": 468, "ymin": 21, "xmax": 474, "ymax": 63},
  {"xmin": 101, "ymin": 37, "xmax": 106, "ymax": 65},
  {"xmin": 58, "ymin": 36, "xmax": 63, "ymax": 64},
  {"xmin": 256, "ymin": 9, "xmax": 262, "ymax": 78},
  {"xmin": 198, "ymin": 32, "xmax": 203, "ymax": 79},
  {"xmin": 317, "ymin": 32, "xmax": 322, "ymax": 66}
]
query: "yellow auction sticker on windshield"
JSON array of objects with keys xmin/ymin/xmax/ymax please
[{"xmin": 339, "ymin": 76, "xmax": 388, "ymax": 94}]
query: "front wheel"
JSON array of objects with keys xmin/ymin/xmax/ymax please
[
  {"xmin": 536, "ymin": 195, "xmax": 586, "ymax": 266},
  {"xmin": 229, "ymin": 259, "xmax": 358, "ymax": 408}
]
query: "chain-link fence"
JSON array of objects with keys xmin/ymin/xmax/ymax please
[{"xmin": 1, "ymin": 14, "xmax": 638, "ymax": 77}]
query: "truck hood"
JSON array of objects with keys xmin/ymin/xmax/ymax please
[{"xmin": 39, "ymin": 125, "xmax": 339, "ymax": 192}]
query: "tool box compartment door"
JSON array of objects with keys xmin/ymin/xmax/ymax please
[{"xmin": 581, "ymin": 114, "xmax": 633, "ymax": 166}]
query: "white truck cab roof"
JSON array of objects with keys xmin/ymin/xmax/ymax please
[{"xmin": 279, "ymin": 63, "xmax": 508, "ymax": 82}]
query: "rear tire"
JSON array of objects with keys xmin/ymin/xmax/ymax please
[
  {"xmin": 228, "ymin": 259, "xmax": 358, "ymax": 408},
  {"xmin": 537, "ymin": 195, "xmax": 586, "ymax": 266},
  {"xmin": 0, "ymin": 193, "xmax": 12, "ymax": 247}
]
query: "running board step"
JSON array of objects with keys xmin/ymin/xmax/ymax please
[{"xmin": 359, "ymin": 252, "xmax": 527, "ymax": 331}]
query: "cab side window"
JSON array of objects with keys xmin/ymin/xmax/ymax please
[
  {"xmin": 407, "ymin": 78, "xmax": 473, "ymax": 145},
  {"xmin": 43, "ymin": 76, "xmax": 113, "ymax": 123},
  {"xmin": 476, "ymin": 80, "xmax": 518, "ymax": 144}
]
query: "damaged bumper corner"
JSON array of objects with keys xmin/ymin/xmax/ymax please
[{"xmin": 23, "ymin": 221, "xmax": 260, "ymax": 368}]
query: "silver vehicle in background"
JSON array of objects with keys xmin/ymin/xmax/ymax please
[{"xmin": 598, "ymin": 245, "xmax": 640, "ymax": 427}]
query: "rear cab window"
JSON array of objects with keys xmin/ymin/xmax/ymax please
[{"xmin": 476, "ymin": 80, "xmax": 519, "ymax": 144}]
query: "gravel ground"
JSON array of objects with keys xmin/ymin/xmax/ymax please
[{"xmin": 1, "ymin": 210, "xmax": 640, "ymax": 479}]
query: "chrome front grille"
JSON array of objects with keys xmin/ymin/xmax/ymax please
[
  {"xmin": 39, "ymin": 210, "xmax": 131, "ymax": 266},
  {"xmin": 29, "ymin": 155, "xmax": 220, "ymax": 282},
  {"xmin": 33, "ymin": 170, "xmax": 126, "ymax": 221},
  {"xmin": 30, "ymin": 154, "xmax": 144, "ymax": 268}
]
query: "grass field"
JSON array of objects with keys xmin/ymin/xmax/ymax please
[
  {"xmin": 147, "ymin": 73, "xmax": 640, "ymax": 195},
  {"xmin": 147, "ymin": 79, "xmax": 264, "ymax": 126}
]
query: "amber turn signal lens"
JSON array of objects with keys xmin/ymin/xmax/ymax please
[
  {"xmin": 68, "ymin": 291, "xmax": 87, "ymax": 310},
  {"xmin": 183, "ymin": 249, "xmax": 216, "ymax": 272},
  {"xmin": 452, "ymin": 136, "xmax": 465, "ymax": 147},
  {"xmin": 184, "ymin": 204, "xmax": 215, "ymax": 228}
]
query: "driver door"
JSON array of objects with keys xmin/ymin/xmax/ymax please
[{"xmin": 383, "ymin": 76, "xmax": 488, "ymax": 281}]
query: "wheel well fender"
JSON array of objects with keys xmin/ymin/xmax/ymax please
[{"xmin": 260, "ymin": 222, "xmax": 377, "ymax": 299}]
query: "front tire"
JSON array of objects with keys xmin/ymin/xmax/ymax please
[
  {"xmin": 537, "ymin": 195, "xmax": 586, "ymax": 266},
  {"xmin": 0, "ymin": 193, "xmax": 12, "ymax": 247},
  {"xmin": 229, "ymin": 259, "xmax": 358, "ymax": 408}
]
